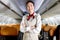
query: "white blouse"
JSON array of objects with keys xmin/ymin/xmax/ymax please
[{"xmin": 20, "ymin": 13, "xmax": 41, "ymax": 35}]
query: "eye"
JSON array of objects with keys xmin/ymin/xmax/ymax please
[{"xmin": 31, "ymin": 4, "xmax": 33, "ymax": 7}]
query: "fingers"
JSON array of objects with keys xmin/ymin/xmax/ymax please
[{"xmin": 31, "ymin": 26, "xmax": 35, "ymax": 30}]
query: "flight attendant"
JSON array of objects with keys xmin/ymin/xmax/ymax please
[{"xmin": 20, "ymin": 1, "xmax": 42, "ymax": 40}]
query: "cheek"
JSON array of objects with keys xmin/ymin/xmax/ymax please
[{"xmin": 33, "ymin": 7, "xmax": 34, "ymax": 9}]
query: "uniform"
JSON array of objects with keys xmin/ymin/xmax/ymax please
[{"xmin": 20, "ymin": 13, "xmax": 41, "ymax": 40}]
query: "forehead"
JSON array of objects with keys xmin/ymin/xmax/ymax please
[{"xmin": 27, "ymin": 2, "xmax": 34, "ymax": 5}]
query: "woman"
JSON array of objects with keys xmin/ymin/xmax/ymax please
[{"xmin": 20, "ymin": 1, "xmax": 41, "ymax": 40}]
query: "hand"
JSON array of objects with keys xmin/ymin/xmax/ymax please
[
  {"xmin": 31, "ymin": 26, "xmax": 35, "ymax": 30},
  {"xmin": 22, "ymin": 23, "xmax": 26, "ymax": 27}
]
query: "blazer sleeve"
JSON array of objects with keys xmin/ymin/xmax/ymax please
[
  {"xmin": 20, "ymin": 16, "xmax": 26, "ymax": 33},
  {"xmin": 20, "ymin": 16, "xmax": 31, "ymax": 33},
  {"xmin": 29, "ymin": 14, "xmax": 42, "ymax": 34}
]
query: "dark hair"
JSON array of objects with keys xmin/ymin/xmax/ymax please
[{"xmin": 26, "ymin": 1, "xmax": 34, "ymax": 6}]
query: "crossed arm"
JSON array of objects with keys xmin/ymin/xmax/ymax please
[{"xmin": 20, "ymin": 14, "xmax": 41, "ymax": 34}]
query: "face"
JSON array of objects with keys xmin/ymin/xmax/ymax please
[{"xmin": 26, "ymin": 2, "xmax": 34, "ymax": 14}]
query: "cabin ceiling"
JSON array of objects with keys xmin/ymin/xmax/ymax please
[{"xmin": 0, "ymin": 0, "xmax": 59, "ymax": 20}]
